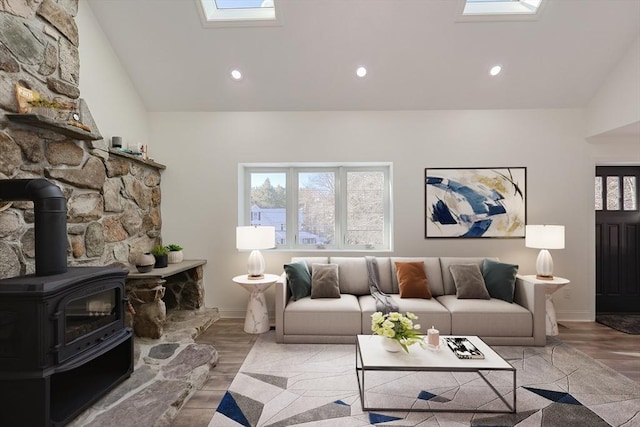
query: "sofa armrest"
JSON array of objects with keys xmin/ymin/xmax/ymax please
[
  {"xmin": 514, "ymin": 275, "xmax": 546, "ymax": 346},
  {"xmin": 275, "ymin": 272, "xmax": 289, "ymax": 343}
]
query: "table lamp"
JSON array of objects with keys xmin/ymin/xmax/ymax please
[
  {"xmin": 525, "ymin": 225, "xmax": 565, "ymax": 280},
  {"xmin": 236, "ymin": 226, "xmax": 276, "ymax": 279}
]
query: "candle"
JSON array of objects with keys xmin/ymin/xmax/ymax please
[{"xmin": 428, "ymin": 326, "xmax": 439, "ymax": 347}]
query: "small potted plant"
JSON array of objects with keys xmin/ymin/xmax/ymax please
[
  {"xmin": 166, "ymin": 243, "xmax": 184, "ymax": 264},
  {"xmin": 151, "ymin": 244, "xmax": 169, "ymax": 268}
]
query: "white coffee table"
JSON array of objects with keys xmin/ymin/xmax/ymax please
[{"xmin": 356, "ymin": 335, "xmax": 516, "ymax": 413}]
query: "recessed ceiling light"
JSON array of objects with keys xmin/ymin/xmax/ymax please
[
  {"xmin": 489, "ymin": 65, "xmax": 502, "ymax": 76},
  {"xmin": 231, "ymin": 69, "xmax": 242, "ymax": 80},
  {"xmin": 356, "ymin": 66, "xmax": 367, "ymax": 78}
]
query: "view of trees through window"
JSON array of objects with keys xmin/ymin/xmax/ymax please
[
  {"xmin": 346, "ymin": 171, "xmax": 385, "ymax": 246},
  {"xmin": 246, "ymin": 166, "xmax": 390, "ymax": 249}
]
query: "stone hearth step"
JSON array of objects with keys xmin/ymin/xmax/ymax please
[{"xmin": 67, "ymin": 308, "xmax": 220, "ymax": 427}]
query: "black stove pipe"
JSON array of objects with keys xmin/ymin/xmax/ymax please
[{"xmin": 0, "ymin": 179, "xmax": 67, "ymax": 276}]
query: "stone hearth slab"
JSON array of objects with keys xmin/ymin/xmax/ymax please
[{"xmin": 68, "ymin": 308, "xmax": 219, "ymax": 427}]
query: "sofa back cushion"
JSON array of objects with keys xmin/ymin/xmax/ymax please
[
  {"xmin": 390, "ymin": 257, "xmax": 444, "ymax": 296},
  {"xmin": 440, "ymin": 257, "xmax": 497, "ymax": 295},
  {"xmin": 325, "ymin": 257, "xmax": 391, "ymax": 295},
  {"xmin": 291, "ymin": 257, "xmax": 329, "ymax": 275}
]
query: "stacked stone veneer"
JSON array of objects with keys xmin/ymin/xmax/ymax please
[
  {"xmin": 126, "ymin": 265, "xmax": 206, "ymax": 339},
  {"xmin": 0, "ymin": 0, "xmax": 163, "ymax": 279}
]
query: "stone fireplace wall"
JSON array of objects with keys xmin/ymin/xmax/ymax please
[{"xmin": 0, "ymin": 0, "xmax": 162, "ymax": 279}]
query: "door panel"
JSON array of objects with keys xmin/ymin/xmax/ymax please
[{"xmin": 595, "ymin": 166, "xmax": 640, "ymax": 313}]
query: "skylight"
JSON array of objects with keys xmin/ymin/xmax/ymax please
[
  {"xmin": 197, "ymin": 0, "xmax": 279, "ymax": 27},
  {"xmin": 462, "ymin": 0, "xmax": 543, "ymax": 16}
]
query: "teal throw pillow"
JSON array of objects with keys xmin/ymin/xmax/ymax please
[
  {"xmin": 284, "ymin": 260, "xmax": 312, "ymax": 301},
  {"xmin": 482, "ymin": 259, "xmax": 518, "ymax": 303}
]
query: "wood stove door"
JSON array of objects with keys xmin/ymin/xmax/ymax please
[{"xmin": 57, "ymin": 284, "xmax": 125, "ymax": 363}]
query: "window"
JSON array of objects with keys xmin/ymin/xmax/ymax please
[
  {"xmin": 595, "ymin": 174, "xmax": 638, "ymax": 211},
  {"xmin": 462, "ymin": 0, "xmax": 542, "ymax": 15},
  {"xmin": 458, "ymin": 0, "xmax": 544, "ymax": 22},
  {"xmin": 240, "ymin": 163, "xmax": 393, "ymax": 251},
  {"xmin": 197, "ymin": 0, "xmax": 280, "ymax": 28}
]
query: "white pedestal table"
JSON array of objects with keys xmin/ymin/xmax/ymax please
[
  {"xmin": 520, "ymin": 275, "xmax": 570, "ymax": 336},
  {"xmin": 233, "ymin": 274, "xmax": 279, "ymax": 334}
]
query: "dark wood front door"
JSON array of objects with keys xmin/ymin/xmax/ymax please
[{"xmin": 595, "ymin": 166, "xmax": 640, "ymax": 313}]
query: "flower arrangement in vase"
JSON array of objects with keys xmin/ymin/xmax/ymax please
[
  {"xmin": 166, "ymin": 244, "xmax": 184, "ymax": 264},
  {"xmin": 371, "ymin": 311, "xmax": 425, "ymax": 353}
]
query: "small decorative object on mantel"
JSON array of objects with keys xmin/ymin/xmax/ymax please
[
  {"xmin": 14, "ymin": 83, "xmax": 92, "ymax": 133},
  {"xmin": 150, "ymin": 244, "xmax": 169, "ymax": 268},
  {"xmin": 166, "ymin": 244, "xmax": 184, "ymax": 264},
  {"xmin": 371, "ymin": 311, "xmax": 425, "ymax": 353},
  {"xmin": 135, "ymin": 252, "xmax": 155, "ymax": 273}
]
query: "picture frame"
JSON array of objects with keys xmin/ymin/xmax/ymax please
[{"xmin": 425, "ymin": 167, "xmax": 526, "ymax": 238}]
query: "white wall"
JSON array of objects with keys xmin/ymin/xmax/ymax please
[
  {"xmin": 77, "ymin": 1, "xmax": 150, "ymax": 149},
  {"xmin": 149, "ymin": 109, "xmax": 595, "ymax": 322},
  {"xmin": 586, "ymin": 35, "xmax": 640, "ymax": 139}
]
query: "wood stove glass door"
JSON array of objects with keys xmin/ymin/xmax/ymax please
[{"xmin": 65, "ymin": 288, "xmax": 118, "ymax": 343}]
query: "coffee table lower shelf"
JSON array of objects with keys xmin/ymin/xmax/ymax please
[{"xmin": 356, "ymin": 335, "xmax": 516, "ymax": 414}]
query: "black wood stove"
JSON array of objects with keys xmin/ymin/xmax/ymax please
[{"xmin": 0, "ymin": 179, "xmax": 133, "ymax": 426}]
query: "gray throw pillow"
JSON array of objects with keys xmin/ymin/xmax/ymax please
[
  {"xmin": 311, "ymin": 263, "xmax": 340, "ymax": 298},
  {"xmin": 283, "ymin": 260, "xmax": 312, "ymax": 301},
  {"xmin": 450, "ymin": 264, "xmax": 490, "ymax": 299},
  {"xmin": 482, "ymin": 259, "xmax": 518, "ymax": 303}
]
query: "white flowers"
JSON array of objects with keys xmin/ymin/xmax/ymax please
[{"xmin": 371, "ymin": 311, "xmax": 425, "ymax": 352}]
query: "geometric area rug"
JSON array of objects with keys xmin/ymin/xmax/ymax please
[{"xmin": 209, "ymin": 332, "xmax": 640, "ymax": 426}]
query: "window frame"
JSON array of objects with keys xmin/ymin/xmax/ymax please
[{"xmin": 239, "ymin": 162, "xmax": 393, "ymax": 252}]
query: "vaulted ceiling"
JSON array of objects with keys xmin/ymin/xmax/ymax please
[{"xmin": 87, "ymin": 0, "xmax": 640, "ymax": 112}]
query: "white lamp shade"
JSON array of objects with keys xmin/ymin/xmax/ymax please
[
  {"xmin": 525, "ymin": 225, "xmax": 565, "ymax": 249},
  {"xmin": 236, "ymin": 226, "xmax": 276, "ymax": 250},
  {"xmin": 237, "ymin": 226, "xmax": 275, "ymax": 278}
]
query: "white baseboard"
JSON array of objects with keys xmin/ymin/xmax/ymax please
[
  {"xmin": 556, "ymin": 311, "xmax": 594, "ymax": 322},
  {"xmin": 218, "ymin": 309, "xmax": 246, "ymax": 318},
  {"xmin": 217, "ymin": 308, "xmax": 275, "ymax": 324}
]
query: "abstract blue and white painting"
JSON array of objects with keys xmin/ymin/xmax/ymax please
[{"xmin": 425, "ymin": 167, "xmax": 526, "ymax": 238}]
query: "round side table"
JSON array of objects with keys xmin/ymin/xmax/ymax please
[{"xmin": 233, "ymin": 274, "xmax": 279, "ymax": 334}]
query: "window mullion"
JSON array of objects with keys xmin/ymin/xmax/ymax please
[
  {"xmin": 288, "ymin": 167, "xmax": 298, "ymax": 248},
  {"xmin": 335, "ymin": 167, "xmax": 345, "ymax": 250}
]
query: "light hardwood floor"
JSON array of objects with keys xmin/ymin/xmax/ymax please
[
  {"xmin": 171, "ymin": 319, "xmax": 639, "ymax": 426},
  {"xmin": 556, "ymin": 320, "xmax": 640, "ymax": 383}
]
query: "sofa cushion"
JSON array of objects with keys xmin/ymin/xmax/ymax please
[
  {"xmin": 284, "ymin": 294, "xmax": 362, "ymax": 335},
  {"xmin": 391, "ymin": 257, "xmax": 444, "ymax": 296},
  {"xmin": 283, "ymin": 260, "xmax": 312, "ymax": 301},
  {"xmin": 291, "ymin": 257, "xmax": 329, "ymax": 275},
  {"xmin": 437, "ymin": 295, "xmax": 532, "ymax": 337},
  {"xmin": 482, "ymin": 259, "xmax": 518, "ymax": 303},
  {"xmin": 440, "ymin": 257, "xmax": 495, "ymax": 295},
  {"xmin": 311, "ymin": 263, "xmax": 340, "ymax": 298},
  {"xmin": 395, "ymin": 261, "xmax": 432, "ymax": 299},
  {"xmin": 450, "ymin": 264, "xmax": 490, "ymax": 299},
  {"xmin": 359, "ymin": 295, "xmax": 452, "ymax": 335},
  {"xmin": 330, "ymin": 257, "xmax": 369, "ymax": 295}
]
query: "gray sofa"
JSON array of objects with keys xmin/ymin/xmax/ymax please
[{"xmin": 275, "ymin": 256, "xmax": 545, "ymax": 346}]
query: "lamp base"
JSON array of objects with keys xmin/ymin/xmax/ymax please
[
  {"xmin": 247, "ymin": 274, "xmax": 265, "ymax": 280},
  {"xmin": 536, "ymin": 274, "xmax": 555, "ymax": 280}
]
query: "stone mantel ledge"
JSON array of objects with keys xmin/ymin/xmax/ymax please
[
  {"xmin": 108, "ymin": 148, "xmax": 166, "ymax": 170},
  {"xmin": 126, "ymin": 259, "xmax": 206, "ymax": 278}
]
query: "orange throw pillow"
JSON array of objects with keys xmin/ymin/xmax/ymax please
[{"xmin": 395, "ymin": 261, "xmax": 432, "ymax": 299}]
